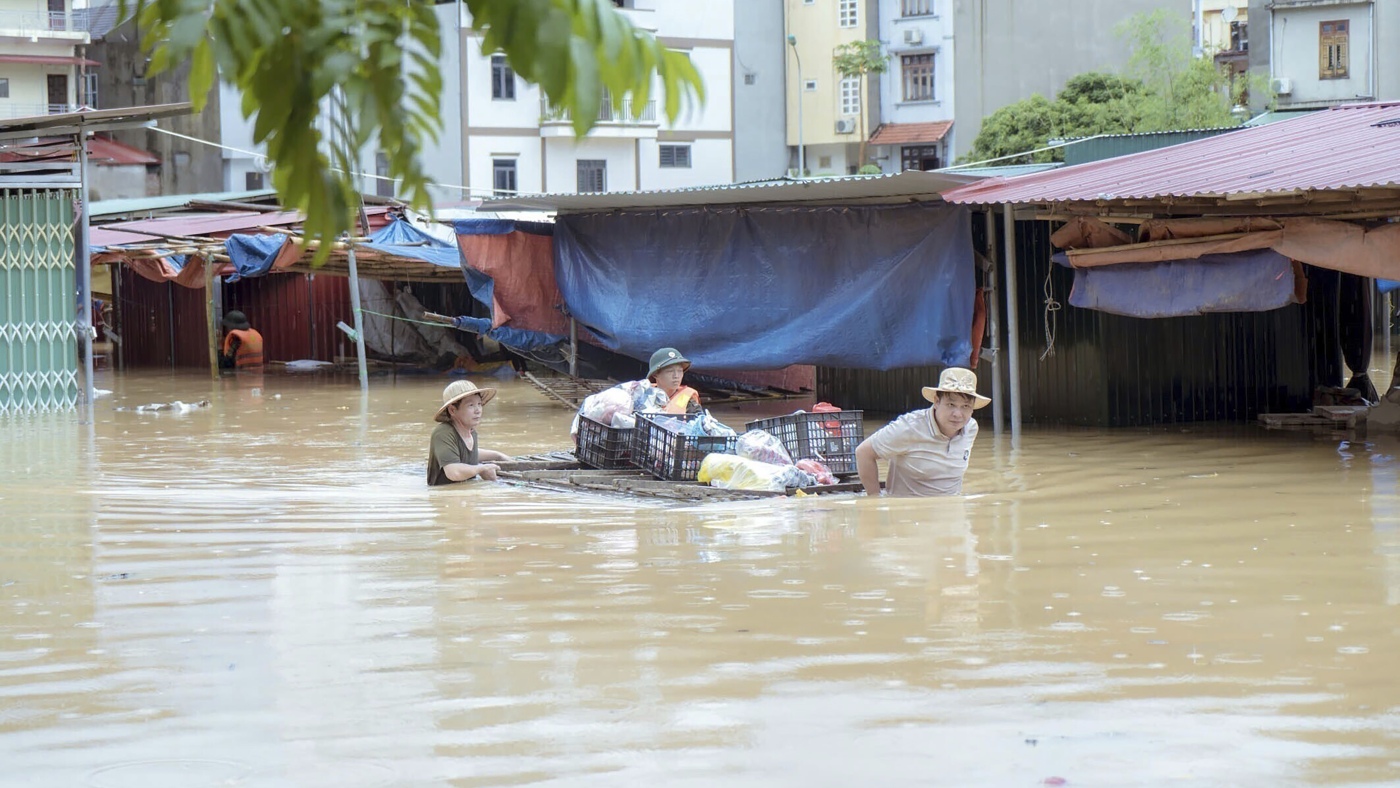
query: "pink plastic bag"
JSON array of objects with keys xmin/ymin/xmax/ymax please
[{"xmin": 795, "ymin": 458, "xmax": 836, "ymax": 486}]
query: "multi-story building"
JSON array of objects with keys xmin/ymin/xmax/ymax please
[
  {"xmin": 869, "ymin": 0, "xmax": 955, "ymax": 173},
  {"xmin": 1247, "ymin": 0, "xmax": 1396, "ymax": 110},
  {"xmin": 784, "ymin": 0, "xmax": 880, "ymax": 176},
  {"xmin": 0, "ymin": 0, "xmax": 93, "ymax": 119},
  {"xmin": 949, "ymin": 0, "xmax": 1190, "ymax": 161}
]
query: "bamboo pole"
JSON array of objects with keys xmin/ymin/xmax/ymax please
[
  {"xmin": 1002, "ymin": 203, "xmax": 1022, "ymax": 450},
  {"xmin": 204, "ymin": 257, "xmax": 218, "ymax": 380}
]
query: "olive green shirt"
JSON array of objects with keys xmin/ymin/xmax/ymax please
[{"xmin": 427, "ymin": 422, "xmax": 480, "ymax": 486}]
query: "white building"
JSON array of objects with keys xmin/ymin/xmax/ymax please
[
  {"xmin": 870, "ymin": 0, "xmax": 956, "ymax": 173},
  {"xmin": 0, "ymin": 0, "xmax": 93, "ymax": 119}
]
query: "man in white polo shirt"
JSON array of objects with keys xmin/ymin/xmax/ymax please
[{"xmin": 855, "ymin": 367, "xmax": 991, "ymax": 497}]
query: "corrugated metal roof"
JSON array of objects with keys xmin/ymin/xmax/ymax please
[
  {"xmin": 942, "ymin": 103, "xmax": 1400, "ymax": 206},
  {"xmin": 869, "ymin": 121, "xmax": 954, "ymax": 146},
  {"xmin": 0, "ymin": 103, "xmax": 194, "ymax": 141},
  {"xmin": 90, "ymin": 189, "xmax": 280, "ymax": 217},
  {"xmin": 480, "ymin": 170, "xmax": 982, "ymax": 213}
]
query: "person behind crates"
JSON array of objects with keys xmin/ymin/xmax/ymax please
[
  {"xmin": 648, "ymin": 347, "xmax": 702, "ymax": 415},
  {"xmin": 855, "ymin": 367, "xmax": 990, "ymax": 497},
  {"xmin": 218, "ymin": 310, "xmax": 264, "ymax": 372},
  {"xmin": 428, "ymin": 380, "xmax": 513, "ymax": 486}
]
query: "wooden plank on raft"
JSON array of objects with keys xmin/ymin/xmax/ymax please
[{"xmin": 1258, "ymin": 406, "xmax": 1366, "ymax": 430}]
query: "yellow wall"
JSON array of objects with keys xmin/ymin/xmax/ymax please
[{"xmin": 785, "ymin": 0, "xmax": 876, "ymax": 149}]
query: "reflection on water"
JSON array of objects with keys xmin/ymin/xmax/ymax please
[{"xmin": 3, "ymin": 370, "xmax": 1400, "ymax": 786}]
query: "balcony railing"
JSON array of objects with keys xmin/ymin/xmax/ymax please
[
  {"xmin": 0, "ymin": 7, "xmax": 107, "ymax": 34},
  {"xmin": 0, "ymin": 103, "xmax": 79, "ymax": 120},
  {"xmin": 540, "ymin": 97, "xmax": 657, "ymax": 125}
]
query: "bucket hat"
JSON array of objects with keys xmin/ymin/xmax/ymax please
[
  {"xmin": 647, "ymin": 347, "xmax": 691, "ymax": 381},
  {"xmin": 922, "ymin": 367, "xmax": 991, "ymax": 409},
  {"xmin": 222, "ymin": 310, "xmax": 251, "ymax": 330},
  {"xmin": 435, "ymin": 379, "xmax": 497, "ymax": 423}
]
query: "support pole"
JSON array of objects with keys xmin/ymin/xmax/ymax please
[
  {"xmin": 346, "ymin": 247, "xmax": 369, "ymax": 390},
  {"xmin": 77, "ymin": 130, "xmax": 95, "ymax": 413},
  {"xmin": 204, "ymin": 258, "xmax": 218, "ymax": 380},
  {"xmin": 984, "ymin": 209, "xmax": 1003, "ymax": 438},
  {"xmin": 569, "ymin": 317, "xmax": 578, "ymax": 377},
  {"xmin": 1002, "ymin": 203, "xmax": 1022, "ymax": 449}
]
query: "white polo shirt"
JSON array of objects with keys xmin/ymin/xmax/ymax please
[{"xmin": 867, "ymin": 407, "xmax": 978, "ymax": 497}]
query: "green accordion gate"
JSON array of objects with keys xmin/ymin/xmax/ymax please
[{"xmin": 0, "ymin": 189, "xmax": 78, "ymax": 413}]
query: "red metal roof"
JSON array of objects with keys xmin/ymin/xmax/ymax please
[
  {"xmin": 868, "ymin": 121, "xmax": 954, "ymax": 146},
  {"xmin": 942, "ymin": 103, "xmax": 1400, "ymax": 205},
  {"xmin": 94, "ymin": 206, "xmax": 392, "ymax": 241},
  {"xmin": 0, "ymin": 135, "xmax": 159, "ymax": 166},
  {"xmin": 87, "ymin": 135, "xmax": 160, "ymax": 166}
]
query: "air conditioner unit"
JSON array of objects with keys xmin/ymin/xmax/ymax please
[
  {"xmin": 1272, "ymin": 77, "xmax": 1293, "ymax": 95},
  {"xmin": 903, "ymin": 28, "xmax": 924, "ymax": 46},
  {"xmin": 835, "ymin": 118, "xmax": 856, "ymax": 134}
]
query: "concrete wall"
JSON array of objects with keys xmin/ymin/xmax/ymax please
[
  {"xmin": 732, "ymin": 0, "xmax": 788, "ymax": 181},
  {"xmin": 89, "ymin": 19, "xmax": 223, "ymax": 195},
  {"xmin": 950, "ymin": 0, "xmax": 1191, "ymax": 160},
  {"xmin": 87, "ymin": 164, "xmax": 150, "ymax": 202},
  {"xmin": 1248, "ymin": 0, "xmax": 1396, "ymax": 109}
]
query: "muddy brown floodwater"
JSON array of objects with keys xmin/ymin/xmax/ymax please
[{"xmin": 2, "ymin": 368, "xmax": 1399, "ymax": 787}]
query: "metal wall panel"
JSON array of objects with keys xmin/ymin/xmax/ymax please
[
  {"xmin": 111, "ymin": 268, "xmax": 208, "ymax": 369},
  {"xmin": 222, "ymin": 274, "xmax": 352, "ymax": 364},
  {"xmin": 819, "ymin": 217, "xmax": 1333, "ymax": 427},
  {"xmin": 0, "ymin": 189, "xmax": 78, "ymax": 412}
]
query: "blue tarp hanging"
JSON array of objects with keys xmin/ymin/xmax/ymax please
[
  {"xmin": 454, "ymin": 218, "xmax": 554, "ymax": 237},
  {"xmin": 224, "ymin": 233, "xmax": 288, "ymax": 282},
  {"xmin": 553, "ymin": 203, "xmax": 976, "ymax": 370},
  {"xmin": 451, "ymin": 315, "xmax": 566, "ymax": 351},
  {"xmin": 362, "ymin": 219, "xmax": 460, "ymax": 268},
  {"xmin": 1062, "ymin": 249, "xmax": 1301, "ymax": 318}
]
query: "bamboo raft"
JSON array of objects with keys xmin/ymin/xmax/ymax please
[{"xmin": 496, "ymin": 452, "xmax": 863, "ymax": 503}]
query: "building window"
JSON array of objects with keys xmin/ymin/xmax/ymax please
[
  {"xmin": 818, "ymin": 155, "xmax": 832, "ymax": 169},
  {"xmin": 901, "ymin": 53, "xmax": 935, "ymax": 101},
  {"xmin": 839, "ymin": 0, "xmax": 858, "ymax": 28},
  {"xmin": 743, "ymin": 73, "xmax": 757, "ymax": 85},
  {"xmin": 1229, "ymin": 20, "xmax": 1248, "ymax": 52},
  {"xmin": 803, "ymin": 79, "xmax": 817, "ymax": 91},
  {"xmin": 902, "ymin": 0, "xmax": 933, "ymax": 16},
  {"xmin": 840, "ymin": 77, "xmax": 860, "ymax": 115},
  {"xmin": 1319, "ymin": 20, "xmax": 1349, "ymax": 79},
  {"xmin": 375, "ymin": 152, "xmax": 395, "ymax": 197},
  {"xmin": 659, "ymin": 144, "xmax": 691, "ymax": 168},
  {"xmin": 491, "ymin": 54, "xmax": 515, "ymax": 99},
  {"xmin": 901, "ymin": 145, "xmax": 940, "ymax": 172},
  {"xmin": 492, "ymin": 159, "xmax": 517, "ymax": 194},
  {"xmin": 245, "ymin": 171, "xmax": 264, "ymax": 190},
  {"xmin": 577, "ymin": 159, "xmax": 606, "ymax": 193},
  {"xmin": 0, "ymin": 78, "xmax": 8, "ymax": 99}
]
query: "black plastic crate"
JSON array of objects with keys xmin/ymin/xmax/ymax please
[
  {"xmin": 744, "ymin": 410, "xmax": 864, "ymax": 475},
  {"xmin": 576, "ymin": 415, "xmax": 634, "ymax": 469},
  {"xmin": 632, "ymin": 412, "xmax": 737, "ymax": 481}
]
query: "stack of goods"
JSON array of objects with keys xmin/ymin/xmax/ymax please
[
  {"xmin": 695, "ymin": 428, "xmax": 839, "ymax": 493},
  {"xmin": 632, "ymin": 412, "xmax": 738, "ymax": 481},
  {"xmin": 744, "ymin": 402, "xmax": 864, "ymax": 475}
]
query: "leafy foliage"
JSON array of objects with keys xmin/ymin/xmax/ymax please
[
  {"xmin": 964, "ymin": 10, "xmax": 1263, "ymax": 165},
  {"xmin": 123, "ymin": 0, "xmax": 705, "ymax": 263},
  {"xmin": 832, "ymin": 39, "xmax": 888, "ymax": 167}
]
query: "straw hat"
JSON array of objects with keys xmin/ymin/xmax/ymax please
[
  {"xmin": 922, "ymin": 367, "xmax": 991, "ymax": 409},
  {"xmin": 434, "ymin": 379, "xmax": 497, "ymax": 423},
  {"xmin": 647, "ymin": 347, "xmax": 691, "ymax": 380}
]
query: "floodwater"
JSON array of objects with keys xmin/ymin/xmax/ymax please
[{"xmin": 3, "ymin": 368, "xmax": 1400, "ymax": 788}]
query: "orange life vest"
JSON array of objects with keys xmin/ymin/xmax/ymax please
[
  {"xmin": 662, "ymin": 385, "xmax": 700, "ymax": 414},
  {"xmin": 223, "ymin": 328, "xmax": 265, "ymax": 369}
]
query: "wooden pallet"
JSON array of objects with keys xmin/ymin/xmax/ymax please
[
  {"xmin": 1258, "ymin": 405, "xmax": 1367, "ymax": 430},
  {"xmin": 496, "ymin": 452, "xmax": 862, "ymax": 502}
]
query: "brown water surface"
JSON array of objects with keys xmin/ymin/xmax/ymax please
[{"xmin": 2, "ymin": 370, "xmax": 1399, "ymax": 786}]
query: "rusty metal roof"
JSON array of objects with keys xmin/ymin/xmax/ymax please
[{"xmin": 942, "ymin": 103, "xmax": 1400, "ymax": 206}]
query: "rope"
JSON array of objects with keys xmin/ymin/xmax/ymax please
[
  {"xmin": 1039, "ymin": 266, "xmax": 1061, "ymax": 361},
  {"xmin": 358, "ymin": 307, "xmax": 453, "ymax": 328}
]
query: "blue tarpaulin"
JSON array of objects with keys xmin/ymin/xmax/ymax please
[
  {"xmin": 451, "ymin": 316, "xmax": 566, "ymax": 351},
  {"xmin": 1061, "ymin": 249, "xmax": 1301, "ymax": 318},
  {"xmin": 553, "ymin": 204, "xmax": 976, "ymax": 370},
  {"xmin": 454, "ymin": 218, "xmax": 554, "ymax": 237},
  {"xmin": 362, "ymin": 219, "xmax": 460, "ymax": 268},
  {"xmin": 224, "ymin": 233, "xmax": 288, "ymax": 282}
]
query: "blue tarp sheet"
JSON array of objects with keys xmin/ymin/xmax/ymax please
[
  {"xmin": 553, "ymin": 204, "xmax": 976, "ymax": 370},
  {"xmin": 362, "ymin": 219, "xmax": 460, "ymax": 268},
  {"xmin": 451, "ymin": 316, "xmax": 566, "ymax": 351},
  {"xmin": 454, "ymin": 218, "xmax": 555, "ymax": 237},
  {"xmin": 1061, "ymin": 249, "xmax": 1301, "ymax": 318},
  {"xmin": 224, "ymin": 233, "xmax": 288, "ymax": 282}
]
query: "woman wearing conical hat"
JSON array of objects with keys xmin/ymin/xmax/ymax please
[
  {"xmin": 855, "ymin": 367, "xmax": 990, "ymax": 497},
  {"xmin": 428, "ymin": 380, "xmax": 513, "ymax": 486}
]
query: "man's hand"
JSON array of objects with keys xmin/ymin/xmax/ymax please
[{"xmin": 477, "ymin": 463, "xmax": 501, "ymax": 482}]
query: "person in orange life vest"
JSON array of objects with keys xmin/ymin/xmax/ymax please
[
  {"xmin": 218, "ymin": 310, "xmax": 265, "ymax": 371},
  {"xmin": 648, "ymin": 347, "xmax": 702, "ymax": 415}
]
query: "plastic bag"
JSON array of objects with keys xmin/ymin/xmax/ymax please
[
  {"xmin": 795, "ymin": 458, "xmax": 837, "ymax": 486},
  {"xmin": 571, "ymin": 385, "xmax": 634, "ymax": 438},
  {"xmin": 699, "ymin": 454, "xmax": 805, "ymax": 492},
  {"xmin": 737, "ymin": 429, "xmax": 793, "ymax": 465},
  {"xmin": 611, "ymin": 412, "xmax": 636, "ymax": 429}
]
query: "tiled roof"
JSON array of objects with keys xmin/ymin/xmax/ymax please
[{"xmin": 868, "ymin": 121, "xmax": 954, "ymax": 146}]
